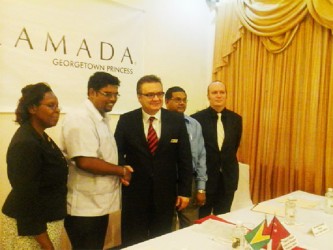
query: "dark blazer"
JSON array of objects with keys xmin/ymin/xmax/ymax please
[
  {"xmin": 191, "ymin": 107, "xmax": 242, "ymax": 194},
  {"xmin": 115, "ymin": 107, "xmax": 192, "ymax": 212},
  {"xmin": 2, "ymin": 122, "xmax": 68, "ymax": 236}
]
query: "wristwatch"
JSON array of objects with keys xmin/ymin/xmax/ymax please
[{"xmin": 197, "ymin": 189, "xmax": 206, "ymax": 194}]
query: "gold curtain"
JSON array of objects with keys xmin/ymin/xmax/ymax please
[
  {"xmin": 307, "ymin": 0, "xmax": 333, "ymax": 31},
  {"xmin": 235, "ymin": 0, "xmax": 308, "ymax": 53},
  {"xmin": 213, "ymin": 0, "xmax": 333, "ymax": 203}
]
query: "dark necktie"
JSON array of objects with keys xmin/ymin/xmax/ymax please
[{"xmin": 147, "ymin": 116, "xmax": 158, "ymax": 154}]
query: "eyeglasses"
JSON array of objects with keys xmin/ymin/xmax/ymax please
[
  {"xmin": 40, "ymin": 103, "xmax": 61, "ymax": 111},
  {"xmin": 139, "ymin": 92, "xmax": 165, "ymax": 99},
  {"xmin": 98, "ymin": 90, "xmax": 120, "ymax": 98},
  {"xmin": 170, "ymin": 98, "xmax": 188, "ymax": 104}
]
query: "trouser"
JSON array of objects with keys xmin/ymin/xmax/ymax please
[
  {"xmin": 199, "ymin": 173, "xmax": 235, "ymax": 218},
  {"xmin": 64, "ymin": 214, "xmax": 108, "ymax": 250},
  {"xmin": 175, "ymin": 178, "xmax": 199, "ymax": 229},
  {"xmin": 121, "ymin": 181, "xmax": 174, "ymax": 248}
]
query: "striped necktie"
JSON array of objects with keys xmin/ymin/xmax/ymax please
[
  {"xmin": 217, "ymin": 113, "xmax": 224, "ymax": 150},
  {"xmin": 147, "ymin": 116, "xmax": 158, "ymax": 154}
]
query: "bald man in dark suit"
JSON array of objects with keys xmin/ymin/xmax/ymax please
[
  {"xmin": 191, "ymin": 81, "xmax": 242, "ymax": 218},
  {"xmin": 115, "ymin": 75, "xmax": 192, "ymax": 247}
]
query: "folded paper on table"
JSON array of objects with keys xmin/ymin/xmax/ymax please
[
  {"xmin": 192, "ymin": 218, "xmax": 235, "ymax": 245},
  {"xmin": 276, "ymin": 197, "xmax": 320, "ymax": 209},
  {"xmin": 251, "ymin": 203, "xmax": 285, "ymax": 217}
]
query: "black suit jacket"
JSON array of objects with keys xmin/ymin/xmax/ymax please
[
  {"xmin": 191, "ymin": 107, "xmax": 242, "ymax": 193},
  {"xmin": 2, "ymin": 122, "xmax": 68, "ymax": 236},
  {"xmin": 115, "ymin": 108, "xmax": 192, "ymax": 211}
]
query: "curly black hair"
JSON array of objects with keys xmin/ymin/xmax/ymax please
[{"xmin": 15, "ymin": 82, "xmax": 52, "ymax": 125}]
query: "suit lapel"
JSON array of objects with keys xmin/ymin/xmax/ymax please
[
  {"xmin": 207, "ymin": 108, "xmax": 220, "ymax": 152},
  {"xmin": 221, "ymin": 110, "xmax": 230, "ymax": 146},
  {"xmin": 155, "ymin": 109, "xmax": 169, "ymax": 154},
  {"xmin": 133, "ymin": 109, "xmax": 152, "ymax": 155}
]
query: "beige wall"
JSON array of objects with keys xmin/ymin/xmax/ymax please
[{"xmin": 0, "ymin": 0, "xmax": 215, "ymax": 232}]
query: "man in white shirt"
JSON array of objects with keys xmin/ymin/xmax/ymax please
[{"xmin": 61, "ymin": 72, "xmax": 133, "ymax": 249}]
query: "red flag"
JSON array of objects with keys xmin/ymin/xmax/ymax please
[
  {"xmin": 262, "ymin": 218, "xmax": 272, "ymax": 236},
  {"xmin": 267, "ymin": 216, "xmax": 290, "ymax": 250},
  {"xmin": 266, "ymin": 216, "xmax": 307, "ymax": 250}
]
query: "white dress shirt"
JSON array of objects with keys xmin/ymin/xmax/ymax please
[{"xmin": 61, "ymin": 99, "xmax": 120, "ymax": 216}]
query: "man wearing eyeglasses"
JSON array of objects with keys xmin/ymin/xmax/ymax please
[
  {"xmin": 165, "ymin": 86, "xmax": 207, "ymax": 229},
  {"xmin": 115, "ymin": 75, "xmax": 192, "ymax": 247},
  {"xmin": 60, "ymin": 71, "xmax": 133, "ymax": 250}
]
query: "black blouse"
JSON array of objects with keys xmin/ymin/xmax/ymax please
[{"xmin": 2, "ymin": 122, "xmax": 68, "ymax": 236}]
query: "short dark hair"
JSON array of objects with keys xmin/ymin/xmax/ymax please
[
  {"xmin": 88, "ymin": 72, "xmax": 120, "ymax": 93},
  {"xmin": 15, "ymin": 82, "xmax": 52, "ymax": 125},
  {"xmin": 136, "ymin": 75, "xmax": 162, "ymax": 94},
  {"xmin": 165, "ymin": 86, "xmax": 186, "ymax": 100}
]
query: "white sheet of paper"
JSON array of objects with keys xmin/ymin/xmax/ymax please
[
  {"xmin": 281, "ymin": 234, "xmax": 298, "ymax": 250},
  {"xmin": 251, "ymin": 203, "xmax": 285, "ymax": 217},
  {"xmin": 311, "ymin": 223, "xmax": 330, "ymax": 237},
  {"xmin": 191, "ymin": 219, "xmax": 234, "ymax": 245},
  {"xmin": 277, "ymin": 197, "xmax": 320, "ymax": 209}
]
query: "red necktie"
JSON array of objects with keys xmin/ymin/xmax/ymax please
[{"xmin": 147, "ymin": 117, "xmax": 158, "ymax": 154}]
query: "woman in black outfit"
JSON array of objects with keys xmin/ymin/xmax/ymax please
[{"xmin": 0, "ymin": 82, "xmax": 68, "ymax": 250}]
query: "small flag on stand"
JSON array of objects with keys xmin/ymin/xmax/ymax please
[
  {"xmin": 245, "ymin": 219, "xmax": 271, "ymax": 250},
  {"xmin": 266, "ymin": 216, "xmax": 290, "ymax": 250},
  {"xmin": 265, "ymin": 216, "xmax": 306, "ymax": 250},
  {"xmin": 245, "ymin": 216, "xmax": 306, "ymax": 250}
]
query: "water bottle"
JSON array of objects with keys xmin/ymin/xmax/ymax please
[
  {"xmin": 232, "ymin": 222, "xmax": 245, "ymax": 249},
  {"xmin": 324, "ymin": 188, "xmax": 333, "ymax": 214},
  {"xmin": 285, "ymin": 196, "xmax": 297, "ymax": 225}
]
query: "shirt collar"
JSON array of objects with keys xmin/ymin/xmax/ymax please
[
  {"xmin": 142, "ymin": 109, "xmax": 161, "ymax": 122},
  {"xmin": 84, "ymin": 99, "xmax": 108, "ymax": 122},
  {"xmin": 184, "ymin": 114, "xmax": 191, "ymax": 124},
  {"xmin": 208, "ymin": 106, "xmax": 226, "ymax": 117}
]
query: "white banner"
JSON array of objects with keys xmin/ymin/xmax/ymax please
[{"xmin": 0, "ymin": 0, "xmax": 144, "ymax": 113}]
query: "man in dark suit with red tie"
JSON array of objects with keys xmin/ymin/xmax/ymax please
[
  {"xmin": 115, "ymin": 75, "xmax": 193, "ymax": 247},
  {"xmin": 191, "ymin": 81, "xmax": 242, "ymax": 218}
]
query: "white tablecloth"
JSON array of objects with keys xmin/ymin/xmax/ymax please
[{"xmin": 124, "ymin": 191, "xmax": 333, "ymax": 250}]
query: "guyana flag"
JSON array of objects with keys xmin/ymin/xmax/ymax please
[{"xmin": 245, "ymin": 219, "xmax": 271, "ymax": 250}]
